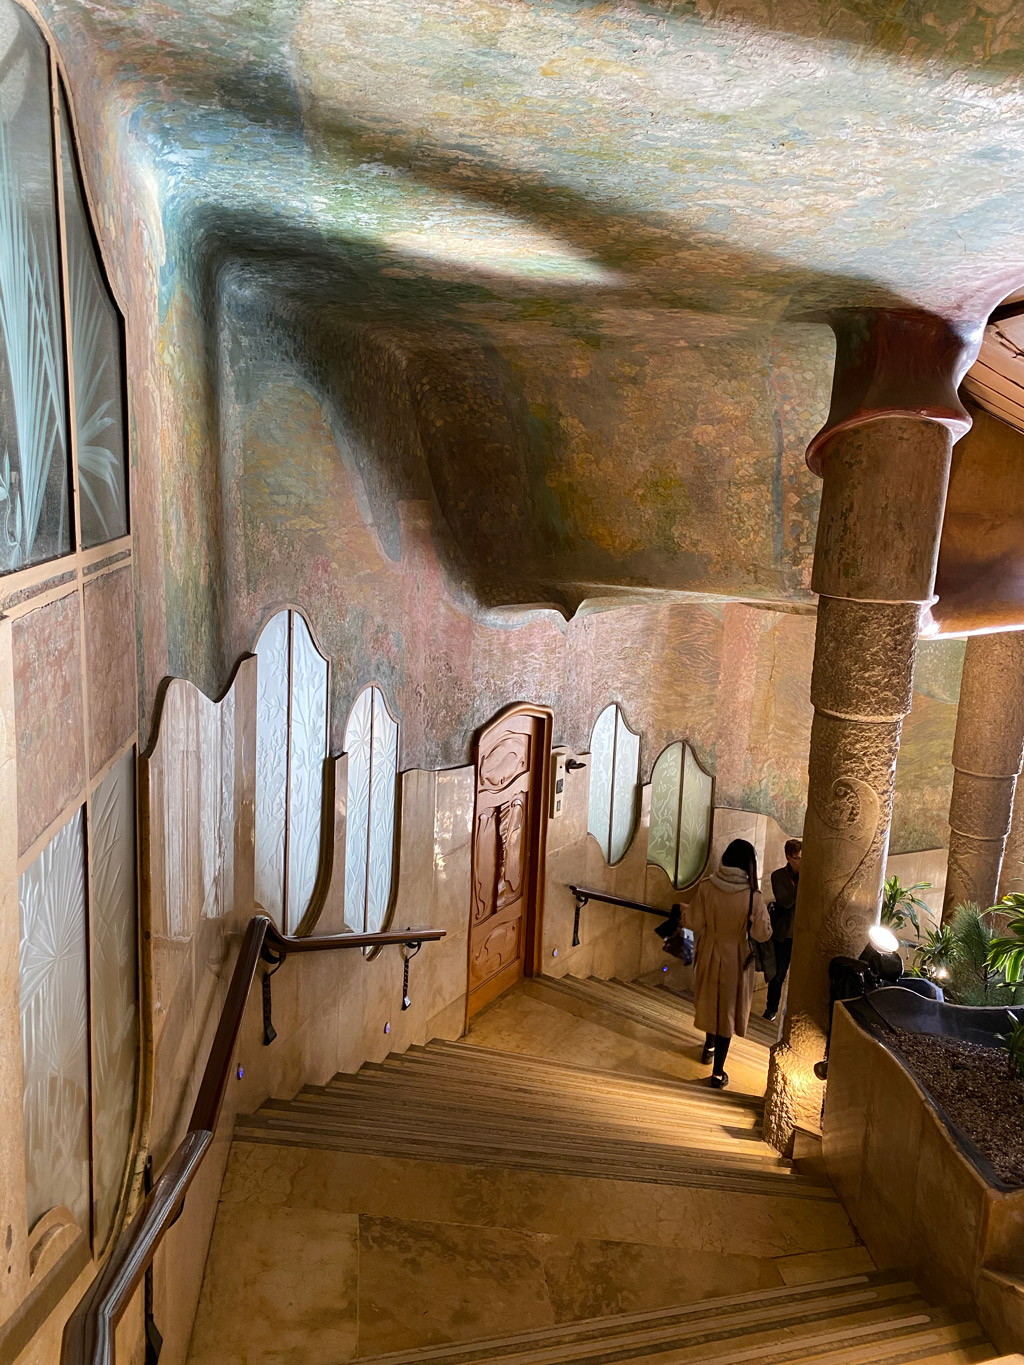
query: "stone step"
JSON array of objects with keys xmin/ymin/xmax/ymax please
[
  {"xmin": 632, "ymin": 980, "xmax": 783, "ymax": 1049},
  {"xmin": 529, "ymin": 975, "xmax": 769, "ymax": 1069},
  {"xmin": 234, "ymin": 1112, "xmax": 827, "ymax": 1196},
  {"xmin": 349, "ymin": 1272, "xmax": 987, "ymax": 1365},
  {"xmin": 277, "ymin": 1090, "xmax": 784, "ymax": 1168},
  {"xmin": 324, "ymin": 1059, "xmax": 764, "ymax": 1135},
  {"xmin": 414, "ymin": 1039, "xmax": 764, "ymax": 1117}
]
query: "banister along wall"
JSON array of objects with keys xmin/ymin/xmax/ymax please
[{"xmin": 60, "ymin": 915, "xmax": 445, "ymax": 1365}]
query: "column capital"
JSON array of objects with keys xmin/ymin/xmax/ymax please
[{"xmin": 806, "ymin": 309, "xmax": 979, "ymax": 475}]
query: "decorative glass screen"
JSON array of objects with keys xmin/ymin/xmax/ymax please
[
  {"xmin": 344, "ymin": 685, "xmax": 400, "ymax": 934},
  {"xmin": 587, "ymin": 703, "xmax": 640, "ymax": 864},
  {"xmin": 255, "ymin": 609, "xmax": 329, "ymax": 933},
  {"xmin": 648, "ymin": 740, "xmax": 714, "ymax": 889},
  {"xmin": 59, "ymin": 92, "xmax": 127, "ymax": 548},
  {"xmin": 0, "ymin": 0, "xmax": 69, "ymax": 574},
  {"xmin": 88, "ymin": 751, "xmax": 139, "ymax": 1246},
  {"xmin": 0, "ymin": 4, "xmax": 129, "ymax": 575},
  {"xmin": 18, "ymin": 808, "xmax": 90, "ymax": 1231}
]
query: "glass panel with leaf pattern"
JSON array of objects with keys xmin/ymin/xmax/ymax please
[
  {"xmin": 286, "ymin": 613, "xmax": 328, "ymax": 931},
  {"xmin": 648, "ymin": 741, "xmax": 682, "ymax": 883},
  {"xmin": 609, "ymin": 712, "xmax": 640, "ymax": 863},
  {"xmin": 588, "ymin": 704, "xmax": 640, "ymax": 865},
  {"xmin": 88, "ymin": 751, "xmax": 138, "ymax": 1246},
  {"xmin": 345, "ymin": 685, "xmax": 399, "ymax": 934},
  {"xmin": 0, "ymin": 0, "xmax": 69, "ymax": 575},
  {"xmin": 19, "ymin": 808, "xmax": 90, "ymax": 1231},
  {"xmin": 344, "ymin": 688, "xmax": 372, "ymax": 931},
  {"xmin": 677, "ymin": 745, "xmax": 713, "ymax": 888},
  {"xmin": 366, "ymin": 688, "xmax": 398, "ymax": 934},
  {"xmin": 586, "ymin": 704, "xmax": 615, "ymax": 861},
  {"xmin": 255, "ymin": 610, "xmax": 289, "ymax": 927},
  {"xmin": 58, "ymin": 91, "xmax": 127, "ymax": 548}
]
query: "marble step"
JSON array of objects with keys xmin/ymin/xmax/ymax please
[
  {"xmin": 528, "ymin": 975, "xmax": 769, "ymax": 1068},
  {"xmin": 284, "ymin": 1087, "xmax": 785, "ymax": 1168},
  {"xmin": 629, "ymin": 980, "xmax": 782, "ymax": 1049},
  {"xmin": 254, "ymin": 1095, "xmax": 788, "ymax": 1175},
  {"xmin": 337, "ymin": 1059, "xmax": 770, "ymax": 1135},
  {"xmin": 349, "ymin": 1271, "xmax": 988, "ymax": 1365},
  {"xmin": 234, "ymin": 1110, "xmax": 826, "ymax": 1196},
  {"xmin": 414, "ymin": 1040, "xmax": 765, "ymax": 1118}
]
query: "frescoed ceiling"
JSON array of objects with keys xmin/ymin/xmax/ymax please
[{"xmin": 37, "ymin": 0, "xmax": 1024, "ymax": 617}]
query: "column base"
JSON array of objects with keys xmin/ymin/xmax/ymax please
[{"xmin": 763, "ymin": 1041, "xmax": 825, "ymax": 1155}]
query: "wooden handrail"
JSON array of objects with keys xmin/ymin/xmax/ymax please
[{"xmin": 60, "ymin": 914, "xmax": 445, "ymax": 1365}]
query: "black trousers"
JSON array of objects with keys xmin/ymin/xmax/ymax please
[
  {"xmin": 766, "ymin": 936, "xmax": 793, "ymax": 1017},
  {"xmin": 703, "ymin": 1033, "xmax": 731, "ymax": 1073}
]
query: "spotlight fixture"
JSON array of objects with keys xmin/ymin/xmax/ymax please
[{"xmin": 860, "ymin": 924, "xmax": 904, "ymax": 984}]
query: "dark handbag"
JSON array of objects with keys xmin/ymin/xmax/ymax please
[
  {"xmin": 655, "ymin": 904, "xmax": 693, "ymax": 965},
  {"xmin": 746, "ymin": 887, "xmax": 776, "ymax": 981}
]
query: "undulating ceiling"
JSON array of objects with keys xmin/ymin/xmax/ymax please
[{"xmin": 39, "ymin": 0, "xmax": 1024, "ymax": 616}]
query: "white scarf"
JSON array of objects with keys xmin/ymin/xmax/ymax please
[{"xmin": 709, "ymin": 861, "xmax": 752, "ymax": 893}]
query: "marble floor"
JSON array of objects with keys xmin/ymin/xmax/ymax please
[{"xmin": 186, "ymin": 978, "xmax": 869, "ymax": 1365}]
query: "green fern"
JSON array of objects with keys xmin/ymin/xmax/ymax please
[{"xmin": 988, "ymin": 892, "xmax": 1024, "ymax": 985}]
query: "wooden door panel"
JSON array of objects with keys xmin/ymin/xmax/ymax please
[
  {"xmin": 478, "ymin": 732, "xmax": 532, "ymax": 792},
  {"xmin": 469, "ymin": 916, "xmax": 522, "ymax": 989},
  {"xmin": 468, "ymin": 710, "xmax": 547, "ymax": 1017}
]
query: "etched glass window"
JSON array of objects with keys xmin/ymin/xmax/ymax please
[
  {"xmin": 255, "ymin": 609, "xmax": 329, "ymax": 933},
  {"xmin": 58, "ymin": 91, "xmax": 127, "ymax": 548},
  {"xmin": 19, "ymin": 809, "xmax": 90, "ymax": 1231},
  {"xmin": 587, "ymin": 703, "xmax": 640, "ymax": 864},
  {"xmin": 0, "ymin": 4, "xmax": 129, "ymax": 575},
  {"xmin": 648, "ymin": 741, "xmax": 714, "ymax": 889},
  {"xmin": 0, "ymin": 0, "xmax": 69, "ymax": 573},
  {"xmin": 344, "ymin": 685, "xmax": 399, "ymax": 934},
  {"xmin": 88, "ymin": 751, "xmax": 138, "ymax": 1246}
]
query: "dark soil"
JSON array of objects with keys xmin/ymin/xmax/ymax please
[{"xmin": 889, "ymin": 1028, "xmax": 1024, "ymax": 1186}]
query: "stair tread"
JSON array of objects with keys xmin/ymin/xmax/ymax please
[
  {"xmin": 348, "ymin": 1274, "xmax": 976, "ymax": 1365},
  {"xmin": 423, "ymin": 1039, "xmax": 765, "ymax": 1109}
]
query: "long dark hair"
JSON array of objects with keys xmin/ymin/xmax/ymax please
[{"xmin": 721, "ymin": 838, "xmax": 758, "ymax": 892}]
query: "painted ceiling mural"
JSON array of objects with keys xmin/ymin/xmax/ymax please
[{"xmin": 34, "ymin": 0, "xmax": 997, "ymax": 846}]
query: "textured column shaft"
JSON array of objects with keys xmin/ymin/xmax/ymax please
[
  {"xmin": 764, "ymin": 416, "xmax": 953, "ymax": 1151},
  {"xmin": 944, "ymin": 631, "xmax": 1024, "ymax": 919}
]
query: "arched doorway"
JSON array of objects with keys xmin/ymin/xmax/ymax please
[{"xmin": 466, "ymin": 704, "xmax": 553, "ymax": 1019}]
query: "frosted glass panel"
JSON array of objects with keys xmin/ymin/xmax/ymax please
[
  {"xmin": 255, "ymin": 610, "xmax": 289, "ymax": 927},
  {"xmin": 648, "ymin": 741, "xmax": 682, "ymax": 883},
  {"xmin": 286, "ymin": 613, "xmax": 328, "ymax": 931},
  {"xmin": 677, "ymin": 745, "xmax": 713, "ymax": 889},
  {"xmin": 89, "ymin": 751, "xmax": 138, "ymax": 1246},
  {"xmin": 345, "ymin": 686, "xmax": 399, "ymax": 934},
  {"xmin": 587, "ymin": 704, "xmax": 615, "ymax": 860},
  {"xmin": 59, "ymin": 93, "xmax": 127, "ymax": 548},
  {"xmin": 609, "ymin": 712, "xmax": 640, "ymax": 864},
  {"xmin": 19, "ymin": 809, "xmax": 90, "ymax": 1231},
  {"xmin": 0, "ymin": 1, "xmax": 69, "ymax": 575},
  {"xmin": 366, "ymin": 690, "xmax": 398, "ymax": 934},
  {"xmin": 344, "ymin": 688, "xmax": 372, "ymax": 930}
]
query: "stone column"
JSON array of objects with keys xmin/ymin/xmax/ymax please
[
  {"xmin": 944, "ymin": 632, "xmax": 1024, "ymax": 920},
  {"xmin": 763, "ymin": 310, "xmax": 975, "ymax": 1152}
]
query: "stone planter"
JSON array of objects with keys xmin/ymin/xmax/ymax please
[{"xmin": 822, "ymin": 987, "xmax": 1024, "ymax": 1354}]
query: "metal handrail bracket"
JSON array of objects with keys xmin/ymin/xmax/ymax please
[{"xmin": 60, "ymin": 914, "xmax": 444, "ymax": 1365}]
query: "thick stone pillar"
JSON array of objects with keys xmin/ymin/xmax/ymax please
[
  {"xmin": 763, "ymin": 310, "xmax": 975, "ymax": 1151},
  {"xmin": 944, "ymin": 632, "xmax": 1024, "ymax": 920}
]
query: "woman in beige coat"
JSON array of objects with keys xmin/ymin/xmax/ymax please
[{"xmin": 685, "ymin": 838, "xmax": 772, "ymax": 1089}]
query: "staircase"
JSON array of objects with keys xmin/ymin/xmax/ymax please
[{"xmin": 186, "ymin": 974, "xmax": 1019, "ymax": 1365}]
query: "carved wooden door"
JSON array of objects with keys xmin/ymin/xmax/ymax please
[{"xmin": 468, "ymin": 710, "xmax": 545, "ymax": 1017}]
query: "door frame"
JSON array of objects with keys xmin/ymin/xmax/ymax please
[{"xmin": 464, "ymin": 701, "xmax": 554, "ymax": 1028}]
